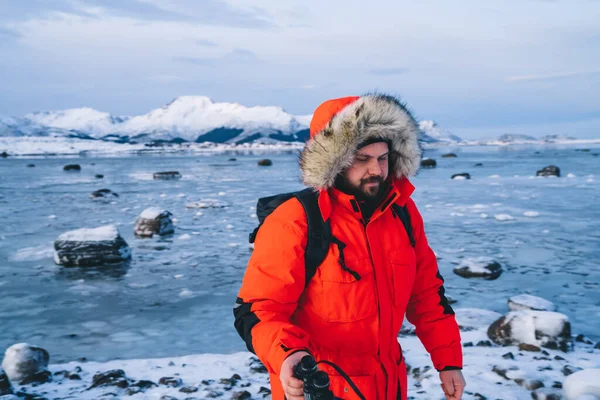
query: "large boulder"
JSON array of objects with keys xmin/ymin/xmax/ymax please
[
  {"xmin": 54, "ymin": 225, "xmax": 131, "ymax": 267},
  {"xmin": 257, "ymin": 159, "xmax": 272, "ymax": 166},
  {"xmin": 453, "ymin": 258, "xmax": 503, "ymax": 280},
  {"xmin": 508, "ymin": 294, "xmax": 557, "ymax": 312},
  {"xmin": 153, "ymin": 171, "xmax": 181, "ymax": 180},
  {"xmin": 134, "ymin": 208, "xmax": 174, "ymax": 238},
  {"xmin": 487, "ymin": 310, "xmax": 572, "ymax": 352},
  {"xmin": 0, "ymin": 369, "xmax": 12, "ymax": 395},
  {"xmin": 537, "ymin": 165, "xmax": 560, "ymax": 177},
  {"xmin": 1, "ymin": 344, "xmax": 50, "ymax": 384},
  {"xmin": 563, "ymin": 369, "xmax": 600, "ymax": 400}
]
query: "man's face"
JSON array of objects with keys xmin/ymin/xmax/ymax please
[{"xmin": 340, "ymin": 142, "xmax": 390, "ymax": 200}]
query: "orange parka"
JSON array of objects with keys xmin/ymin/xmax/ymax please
[{"xmin": 234, "ymin": 95, "xmax": 462, "ymax": 400}]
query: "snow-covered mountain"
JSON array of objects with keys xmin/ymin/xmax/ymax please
[
  {"xmin": 418, "ymin": 120, "xmax": 462, "ymax": 143},
  {"xmin": 2, "ymin": 97, "xmax": 463, "ymax": 145}
]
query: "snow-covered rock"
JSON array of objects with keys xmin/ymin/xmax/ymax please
[
  {"xmin": 509, "ymin": 294, "xmax": 557, "ymax": 312},
  {"xmin": 563, "ymin": 369, "xmax": 600, "ymax": 400},
  {"xmin": 53, "ymin": 225, "xmax": 131, "ymax": 267},
  {"xmin": 454, "ymin": 308, "xmax": 503, "ymax": 331},
  {"xmin": 452, "ymin": 173, "xmax": 471, "ymax": 180},
  {"xmin": 134, "ymin": 208, "xmax": 174, "ymax": 238},
  {"xmin": 418, "ymin": 121, "xmax": 462, "ymax": 143},
  {"xmin": 1, "ymin": 343, "xmax": 50, "ymax": 383},
  {"xmin": 488, "ymin": 310, "xmax": 572, "ymax": 352},
  {"xmin": 453, "ymin": 257, "xmax": 503, "ymax": 280}
]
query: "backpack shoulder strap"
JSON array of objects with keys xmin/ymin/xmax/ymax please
[
  {"xmin": 294, "ymin": 188, "xmax": 331, "ymax": 287},
  {"xmin": 391, "ymin": 203, "xmax": 416, "ymax": 247}
]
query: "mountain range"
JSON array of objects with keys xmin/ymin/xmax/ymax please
[{"xmin": 0, "ymin": 96, "xmax": 461, "ymax": 145}]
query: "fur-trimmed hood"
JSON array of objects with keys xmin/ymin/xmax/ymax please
[{"xmin": 299, "ymin": 94, "xmax": 422, "ymax": 191}]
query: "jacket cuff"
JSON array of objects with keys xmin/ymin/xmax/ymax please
[
  {"xmin": 269, "ymin": 343, "xmax": 311, "ymax": 376},
  {"xmin": 430, "ymin": 345, "xmax": 463, "ymax": 371}
]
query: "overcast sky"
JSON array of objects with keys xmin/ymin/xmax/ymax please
[{"xmin": 1, "ymin": 0, "xmax": 599, "ymax": 138}]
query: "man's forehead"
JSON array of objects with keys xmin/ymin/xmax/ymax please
[{"xmin": 355, "ymin": 148, "xmax": 390, "ymax": 157}]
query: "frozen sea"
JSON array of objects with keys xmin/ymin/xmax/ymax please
[{"xmin": 1, "ymin": 144, "xmax": 599, "ymax": 364}]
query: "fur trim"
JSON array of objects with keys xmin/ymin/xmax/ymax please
[{"xmin": 299, "ymin": 94, "xmax": 422, "ymax": 190}]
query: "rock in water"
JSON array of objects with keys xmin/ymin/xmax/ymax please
[
  {"xmin": 0, "ymin": 369, "xmax": 13, "ymax": 395},
  {"xmin": 453, "ymin": 258, "xmax": 503, "ymax": 280},
  {"xmin": 134, "ymin": 208, "xmax": 174, "ymax": 238},
  {"xmin": 257, "ymin": 159, "xmax": 272, "ymax": 166},
  {"xmin": 53, "ymin": 225, "xmax": 131, "ymax": 267},
  {"xmin": 442, "ymin": 153, "xmax": 457, "ymax": 158},
  {"xmin": 63, "ymin": 164, "xmax": 81, "ymax": 171},
  {"xmin": 508, "ymin": 294, "xmax": 557, "ymax": 312},
  {"xmin": 420, "ymin": 158, "xmax": 437, "ymax": 168},
  {"xmin": 563, "ymin": 369, "xmax": 600, "ymax": 400},
  {"xmin": 537, "ymin": 165, "xmax": 560, "ymax": 177},
  {"xmin": 95, "ymin": 174, "xmax": 104, "ymax": 179},
  {"xmin": 1, "ymin": 344, "xmax": 49, "ymax": 383},
  {"xmin": 153, "ymin": 171, "xmax": 181, "ymax": 180},
  {"xmin": 452, "ymin": 173, "xmax": 471, "ymax": 180},
  {"xmin": 487, "ymin": 310, "xmax": 572, "ymax": 351},
  {"xmin": 90, "ymin": 189, "xmax": 119, "ymax": 200}
]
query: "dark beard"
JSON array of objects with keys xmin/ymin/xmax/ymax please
[{"xmin": 334, "ymin": 174, "xmax": 390, "ymax": 218}]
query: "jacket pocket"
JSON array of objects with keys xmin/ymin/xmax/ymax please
[
  {"xmin": 319, "ymin": 256, "xmax": 377, "ymax": 322},
  {"xmin": 328, "ymin": 373, "xmax": 378, "ymax": 400},
  {"xmin": 389, "ymin": 248, "xmax": 416, "ymax": 311}
]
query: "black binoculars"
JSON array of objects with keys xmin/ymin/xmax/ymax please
[{"xmin": 293, "ymin": 355, "xmax": 342, "ymax": 400}]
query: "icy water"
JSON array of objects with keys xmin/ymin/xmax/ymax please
[{"xmin": 1, "ymin": 145, "xmax": 599, "ymax": 363}]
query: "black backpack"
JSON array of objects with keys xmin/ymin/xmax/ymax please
[{"xmin": 249, "ymin": 188, "xmax": 415, "ymax": 287}]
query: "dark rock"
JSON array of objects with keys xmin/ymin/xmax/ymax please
[
  {"xmin": 442, "ymin": 153, "xmax": 457, "ymax": 158},
  {"xmin": 15, "ymin": 391, "xmax": 48, "ymax": 400},
  {"xmin": 90, "ymin": 188, "xmax": 119, "ymax": 199},
  {"xmin": 474, "ymin": 163, "xmax": 483, "ymax": 167},
  {"xmin": 95, "ymin": 174, "xmax": 104, "ymax": 179},
  {"xmin": 0, "ymin": 151, "xmax": 8, "ymax": 158},
  {"xmin": 595, "ymin": 342, "xmax": 600, "ymax": 349},
  {"xmin": 19, "ymin": 370, "xmax": 52, "ymax": 386},
  {"xmin": 66, "ymin": 373, "xmax": 81, "ymax": 380},
  {"xmin": 125, "ymin": 387, "xmax": 143, "ymax": 396},
  {"xmin": 492, "ymin": 366, "xmax": 510, "ymax": 380},
  {"xmin": 536, "ymin": 165, "xmax": 560, "ymax": 177},
  {"xmin": 54, "ymin": 225, "xmax": 131, "ymax": 267},
  {"xmin": 258, "ymin": 386, "xmax": 271, "ymax": 397},
  {"xmin": 231, "ymin": 391, "xmax": 252, "ymax": 400},
  {"xmin": 463, "ymin": 342, "xmax": 473, "ymax": 347},
  {"xmin": 206, "ymin": 391, "xmax": 224, "ymax": 398},
  {"xmin": 515, "ymin": 378, "xmax": 544, "ymax": 390},
  {"xmin": 476, "ymin": 340, "xmax": 493, "ymax": 347},
  {"xmin": 159, "ymin": 396, "xmax": 178, "ymax": 400},
  {"xmin": 153, "ymin": 171, "xmax": 182, "ymax": 180},
  {"xmin": 87, "ymin": 369, "xmax": 129, "ymax": 390},
  {"xmin": 180, "ymin": 385, "xmax": 199, "ymax": 393},
  {"xmin": 502, "ymin": 352, "xmax": 515, "ymax": 360},
  {"xmin": 561, "ymin": 365, "xmax": 582, "ymax": 376},
  {"xmin": 249, "ymin": 357, "xmax": 268, "ymax": 374},
  {"xmin": 451, "ymin": 173, "xmax": 471, "ymax": 180},
  {"xmin": 552, "ymin": 382, "xmax": 562, "ymax": 389},
  {"xmin": 159, "ymin": 376, "xmax": 182, "ymax": 388},
  {"xmin": 575, "ymin": 334, "xmax": 594, "ymax": 344},
  {"xmin": 420, "ymin": 158, "xmax": 437, "ymax": 168},
  {"xmin": 228, "ymin": 158, "xmax": 237, "ymax": 162},
  {"xmin": 257, "ymin": 159, "xmax": 272, "ymax": 166},
  {"xmin": 134, "ymin": 208, "xmax": 174, "ymax": 238},
  {"xmin": 474, "ymin": 394, "xmax": 487, "ymax": 399},
  {"xmin": 554, "ymin": 355, "xmax": 565, "ymax": 361},
  {"xmin": 130, "ymin": 380, "xmax": 157, "ymax": 390},
  {"xmin": 576, "ymin": 148, "xmax": 591, "ymax": 152},
  {"xmin": 63, "ymin": 164, "xmax": 81, "ymax": 171},
  {"xmin": 519, "ymin": 343, "xmax": 542, "ymax": 352},
  {"xmin": 1, "ymin": 344, "xmax": 50, "ymax": 383},
  {"xmin": 538, "ymin": 365, "xmax": 553, "ymax": 371},
  {"xmin": 453, "ymin": 261, "xmax": 502, "ymax": 280},
  {"xmin": 27, "ymin": 164, "xmax": 35, "ymax": 168},
  {"xmin": 0, "ymin": 368, "xmax": 13, "ymax": 395}
]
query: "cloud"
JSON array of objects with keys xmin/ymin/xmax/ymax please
[
  {"xmin": 0, "ymin": 26, "xmax": 21, "ymax": 39},
  {"xmin": 194, "ymin": 39, "xmax": 218, "ymax": 47},
  {"xmin": 505, "ymin": 70, "xmax": 600, "ymax": 82},
  {"xmin": 369, "ymin": 67, "xmax": 409, "ymax": 76},
  {"xmin": 173, "ymin": 49, "xmax": 262, "ymax": 66},
  {"xmin": 0, "ymin": 0, "xmax": 275, "ymax": 29}
]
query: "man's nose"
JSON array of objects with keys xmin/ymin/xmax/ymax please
[{"xmin": 367, "ymin": 159, "xmax": 383, "ymax": 176}]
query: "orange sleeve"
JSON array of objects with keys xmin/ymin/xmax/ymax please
[
  {"xmin": 234, "ymin": 208, "xmax": 311, "ymax": 376},
  {"xmin": 404, "ymin": 199, "xmax": 463, "ymax": 371}
]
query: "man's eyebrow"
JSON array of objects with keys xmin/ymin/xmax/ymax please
[{"xmin": 355, "ymin": 151, "xmax": 390, "ymax": 158}]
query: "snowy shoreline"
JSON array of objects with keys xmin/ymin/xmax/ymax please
[
  {"xmin": 1, "ymin": 136, "xmax": 600, "ymax": 157},
  {"xmin": 2, "ymin": 321, "xmax": 599, "ymax": 400}
]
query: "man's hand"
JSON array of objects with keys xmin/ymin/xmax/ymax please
[
  {"xmin": 439, "ymin": 370, "xmax": 466, "ymax": 399},
  {"xmin": 280, "ymin": 351, "xmax": 310, "ymax": 400}
]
